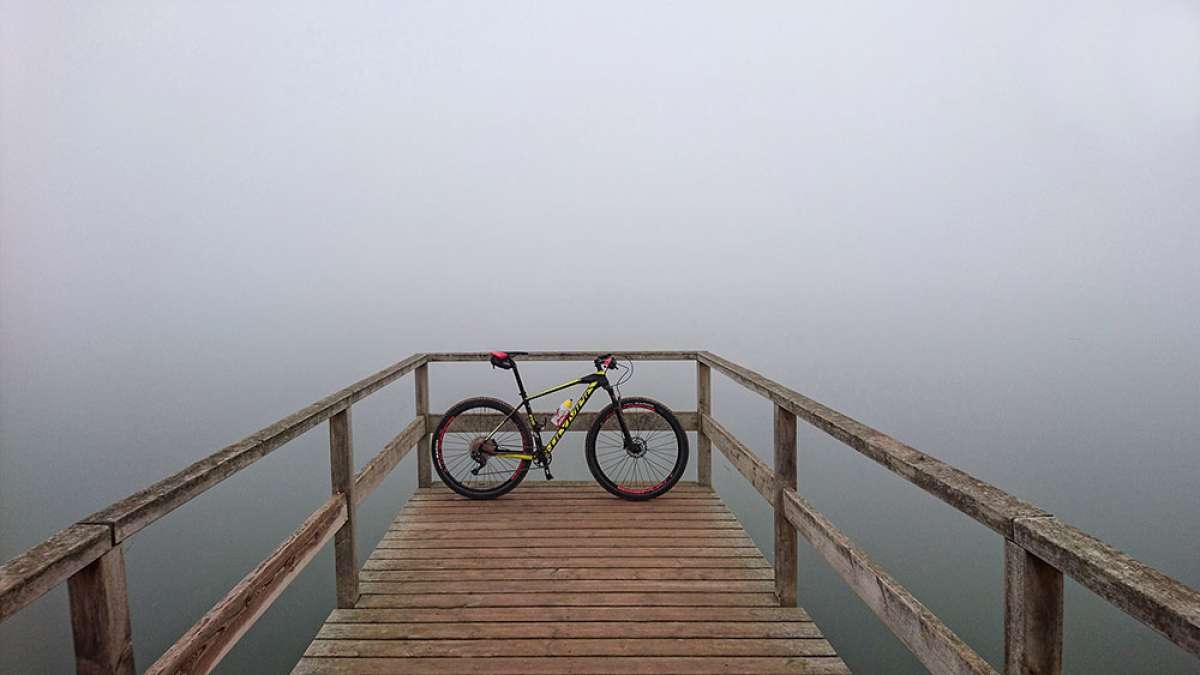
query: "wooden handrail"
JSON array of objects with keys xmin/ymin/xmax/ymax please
[
  {"xmin": 144, "ymin": 494, "xmax": 347, "ymax": 675},
  {"xmin": 1014, "ymin": 515, "xmax": 1200, "ymax": 656},
  {"xmin": 698, "ymin": 349, "xmax": 1200, "ymax": 665},
  {"xmin": 0, "ymin": 352, "xmax": 429, "ymax": 674},
  {"xmin": 353, "ymin": 417, "xmax": 427, "ymax": 504},
  {"xmin": 3, "ymin": 348, "xmax": 1198, "ymax": 675},
  {"xmin": 80, "ymin": 353, "xmax": 428, "ymax": 545},
  {"xmin": 703, "ymin": 411, "xmax": 995, "ymax": 673},
  {"xmin": 425, "ymin": 350, "xmax": 698, "ymax": 362},
  {"xmin": 701, "ymin": 414, "xmax": 776, "ymax": 504},
  {"xmin": 781, "ymin": 489, "xmax": 998, "ymax": 675},
  {"xmin": 0, "ymin": 525, "xmax": 111, "ymax": 623},
  {"xmin": 696, "ymin": 351, "xmax": 1048, "ymax": 538}
]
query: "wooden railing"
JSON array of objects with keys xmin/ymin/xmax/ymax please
[
  {"xmin": 693, "ymin": 351, "xmax": 1200, "ymax": 675},
  {"xmin": 0, "ymin": 350, "xmax": 1197, "ymax": 675}
]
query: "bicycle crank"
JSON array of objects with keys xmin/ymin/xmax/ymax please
[{"xmin": 534, "ymin": 452, "xmax": 554, "ymax": 481}]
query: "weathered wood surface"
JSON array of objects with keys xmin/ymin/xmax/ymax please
[
  {"xmin": 774, "ymin": 406, "xmax": 798, "ymax": 607},
  {"xmin": 6, "ymin": 348, "xmax": 1200, "ymax": 674},
  {"xmin": 411, "ymin": 482, "xmax": 715, "ymax": 493},
  {"xmin": 1014, "ymin": 515, "xmax": 1200, "ymax": 658},
  {"xmin": 305, "ymin": 637, "xmax": 836, "ymax": 657},
  {"xmin": 424, "ymin": 410, "xmax": 699, "ymax": 433},
  {"xmin": 67, "ymin": 546, "xmax": 135, "ymax": 675},
  {"xmin": 0, "ymin": 523, "xmax": 111, "ymax": 622},
  {"xmin": 697, "ymin": 352, "xmax": 1047, "ymax": 538},
  {"xmin": 147, "ymin": 495, "xmax": 347, "ymax": 675},
  {"xmin": 328, "ymin": 409, "xmax": 358, "ymax": 609},
  {"xmin": 1004, "ymin": 539, "xmax": 1063, "ymax": 675},
  {"xmin": 425, "ymin": 350, "xmax": 697, "ymax": 362},
  {"xmin": 318, "ymin": 621, "xmax": 822, "ymax": 639},
  {"xmin": 697, "ymin": 361, "xmax": 713, "ymax": 485},
  {"xmin": 294, "ymin": 657, "xmax": 851, "ymax": 674},
  {"xmin": 353, "ymin": 417, "xmax": 426, "ymax": 504},
  {"xmin": 702, "ymin": 413, "xmax": 777, "ymax": 504},
  {"xmin": 295, "ymin": 482, "xmax": 849, "ymax": 674},
  {"xmin": 82, "ymin": 354, "xmax": 428, "ymax": 543},
  {"xmin": 781, "ymin": 489, "xmax": 996, "ymax": 675},
  {"xmin": 415, "ymin": 363, "xmax": 432, "ymax": 488},
  {"xmin": 326, "ymin": 606, "xmax": 812, "ymax": 622}
]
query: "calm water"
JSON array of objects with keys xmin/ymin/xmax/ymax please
[{"xmin": 1, "ymin": 350, "xmax": 1197, "ymax": 674}]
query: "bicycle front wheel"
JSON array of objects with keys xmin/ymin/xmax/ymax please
[
  {"xmin": 431, "ymin": 397, "xmax": 532, "ymax": 499},
  {"xmin": 585, "ymin": 396, "xmax": 689, "ymax": 500}
]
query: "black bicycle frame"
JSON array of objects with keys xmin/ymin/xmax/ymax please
[{"xmin": 491, "ymin": 362, "xmax": 633, "ymax": 462}]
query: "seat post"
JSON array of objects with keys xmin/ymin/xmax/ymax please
[
  {"xmin": 509, "ymin": 362, "xmax": 542, "ymax": 436},
  {"xmin": 510, "ymin": 362, "xmax": 530, "ymax": 401}
]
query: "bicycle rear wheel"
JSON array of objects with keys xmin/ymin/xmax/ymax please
[
  {"xmin": 431, "ymin": 397, "xmax": 532, "ymax": 499},
  {"xmin": 585, "ymin": 396, "xmax": 688, "ymax": 500}
]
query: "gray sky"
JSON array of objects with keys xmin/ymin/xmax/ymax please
[
  {"xmin": 4, "ymin": 1, "xmax": 1198, "ymax": 363},
  {"xmin": 5, "ymin": 0, "xmax": 1200, "ymax": 537},
  {"xmin": 2, "ymin": 3, "xmax": 1200, "ymax": 672}
]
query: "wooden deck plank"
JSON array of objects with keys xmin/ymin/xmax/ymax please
[
  {"xmin": 358, "ymin": 580, "xmax": 778, "ymax": 594},
  {"xmin": 357, "ymin": 567, "xmax": 775, "ymax": 580},
  {"xmin": 392, "ymin": 511, "xmax": 737, "ymax": 521},
  {"xmin": 296, "ymin": 484, "xmax": 848, "ymax": 674},
  {"xmin": 410, "ymin": 491, "xmax": 719, "ymax": 500},
  {"xmin": 398, "ymin": 504, "xmax": 734, "ymax": 513},
  {"xmin": 367, "ymin": 547, "xmax": 764, "ymax": 559},
  {"xmin": 399, "ymin": 505, "xmax": 731, "ymax": 513},
  {"xmin": 388, "ymin": 518, "xmax": 743, "ymax": 528},
  {"xmin": 355, "ymin": 592, "xmax": 784, "ymax": 608},
  {"xmin": 325, "ymin": 607, "xmax": 814, "ymax": 622},
  {"xmin": 304, "ymin": 637, "xmax": 837, "ymax": 657},
  {"xmin": 316, "ymin": 621, "xmax": 821, "ymax": 639},
  {"xmin": 294, "ymin": 656, "xmax": 851, "ymax": 674},
  {"xmin": 386, "ymin": 527, "xmax": 749, "ymax": 537},
  {"xmin": 362, "ymin": 556, "xmax": 773, "ymax": 570},
  {"xmin": 374, "ymin": 536, "xmax": 757, "ymax": 549}
]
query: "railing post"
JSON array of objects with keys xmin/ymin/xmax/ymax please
[
  {"xmin": 415, "ymin": 363, "xmax": 431, "ymax": 488},
  {"xmin": 328, "ymin": 408, "xmax": 358, "ymax": 608},
  {"xmin": 1005, "ymin": 539, "xmax": 1063, "ymax": 675},
  {"xmin": 67, "ymin": 545, "xmax": 135, "ymax": 675},
  {"xmin": 696, "ymin": 361, "xmax": 712, "ymax": 486},
  {"xmin": 773, "ymin": 404, "xmax": 798, "ymax": 606}
]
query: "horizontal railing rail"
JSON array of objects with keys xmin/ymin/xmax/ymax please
[
  {"xmin": 1, "ymin": 353, "xmax": 431, "ymax": 675},
  {"xmin": 0, "ymin": 350, "xmax": 697, "ymax": 675},
  {"xmin": 1, "ymin": 349, "xmax": 1197, "ymax": 675},
  {"xmin": 694, "ymin": 350, "xmax": 1200, "ymax": 675}
]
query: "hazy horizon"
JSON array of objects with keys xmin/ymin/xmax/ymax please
[{"xmin": 3, "ymin": 2, "xmax": 1198, "ymax": 673}]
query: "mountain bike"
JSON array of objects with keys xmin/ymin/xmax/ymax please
[{"xmin": 430, "ymin": 352, "xmax": 689, "ymax": 500}]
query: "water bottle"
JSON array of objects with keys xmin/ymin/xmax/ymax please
[{"xmin": 551, "ymin": 399, "xmax": 573, "ymax": 427}]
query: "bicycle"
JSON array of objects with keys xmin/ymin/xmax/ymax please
[{"xmin": 430, "ymin": 351, "xmax": 689, "ymax": 500}]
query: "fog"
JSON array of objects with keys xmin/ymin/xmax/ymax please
[{"xmin": 2, "ymin": 2, "xmax": 1199, "ymax": 673}]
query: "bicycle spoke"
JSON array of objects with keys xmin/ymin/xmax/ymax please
[
  {"xmin": 589, "ymin": 401, "xmax": 684, "ymax": 497},
  {"xmin": 435, "ymin": 402, "xmax": 531, "ymax": 496}
]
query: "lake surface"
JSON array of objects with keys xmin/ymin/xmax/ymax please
[{"xmin": 1, "ymin": 350, "xmax": 1197, "ymax": 674}]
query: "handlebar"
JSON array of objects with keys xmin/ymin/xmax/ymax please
[{"xmin": 594, "ymin": 354, "xmax": 618, "ymax": 371}]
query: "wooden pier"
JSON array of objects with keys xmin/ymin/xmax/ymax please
[
  {"xmin": 2, "ymin": 350, "xmax": 1199, "ymax": 675},
  {"xmin": 295, "ymin": 481, "xmax": 848, "ymax": 674}
]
